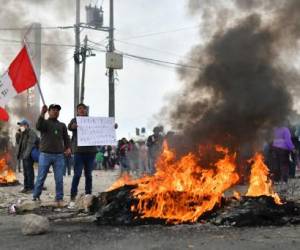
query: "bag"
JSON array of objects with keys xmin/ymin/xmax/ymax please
[{"xmin": 31, "ymin": 147, "xmax": 40, "ymax": 162}]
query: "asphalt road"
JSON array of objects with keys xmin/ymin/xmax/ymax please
[
  {"xmin": 0, "ymin": 215, "xmax": 300, "ymax": 250},
  {"xmin": 1, "ymin": 170, "xmax": 300, "ymax": 250}
]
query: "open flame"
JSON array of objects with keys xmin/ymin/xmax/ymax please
[
  {"xmin": 0, "ymin": 158, "xmax": 17, "ymax": 184},
  {"xmin": 109, "ymin": 143, "xmax": 282, "ymax": 223},
  {"xmin": 107, "ymin": 173, "xmax": 133, "ymax": 191},
  {"xmin": 131, "ymin": 144, "xmax": 239, "ymax": 223},
  {"xmin": 246, "ymin": 153, "xmax": 281, "ymax": 204}
]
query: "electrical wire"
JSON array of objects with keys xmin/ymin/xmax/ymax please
[
  {"xmin": 0, "ymin": 25, "xmax": 74, "ymax": 31},
  {"xmin": 116, "ymin": 25, "xmax": 200, "ymax": 41},
  {"xmin": 88, "ymin": 39, "xmax": 107, "ymax": 48},
  {"xmin": 119, "ymin": 51, "xmax": 201, "ymax": 71},
  {"xmin": 90, "ymin": 45, "xmax": 201, "ymax": 71},
  {"xmin": 123, "ymin": 54, "xmax": 184, "ymax": 72},
  {"xmin": 0, "ymin": 38, "xmax": 76, "ymax": 48},
  {"xmin": 115, "ymin": 39, "xmax": 195, "ymax": 61}
]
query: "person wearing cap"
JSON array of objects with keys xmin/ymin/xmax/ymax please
[
  {"xmin": 16, "ymin": 119, "xmax": 38, "ymax": 193},
  {"xmin": 67, "ymin": 103, "xmax": 97, "ymax": 208},
  {"xmin": 33, "ymin": 104, "xmax": 71, "ymax": 207},
  {"xmin": 146, "ymin": 126, "xmax": 164, "ymax": 174}
]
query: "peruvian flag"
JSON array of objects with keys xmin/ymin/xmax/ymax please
[{"xmin": 0, "ymin": 46, "xmax": 37, "ymax": 121}]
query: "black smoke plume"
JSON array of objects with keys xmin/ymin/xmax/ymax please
[{"xmin": 166, "ymin": 0, "xmax": 300, "ymax": 156}]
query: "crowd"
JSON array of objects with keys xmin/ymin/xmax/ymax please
[
  {"xmin": 14, "ymin": 103, "xmax": 165, "ymax": 207},
  {"xmin": 14, "ymin": 101, "xmax": 300, "ymax": 207}
]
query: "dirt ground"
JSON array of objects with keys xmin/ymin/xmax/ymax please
[{"xmin": 0, "ymin": 169, "xmax": 300, "ymax": 250}]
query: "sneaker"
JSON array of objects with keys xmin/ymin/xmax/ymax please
[
  {"xmin": 68, "ymin": 201, "xmax": 76, "ymax": 209},
  {"xmin": 19, "ymin": 188, "xmax": 28, "ymax": 193}
]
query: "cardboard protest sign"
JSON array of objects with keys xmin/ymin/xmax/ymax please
[{"xmin": 77, "ymin": 117, "xmax": 117, "ymax": 146}]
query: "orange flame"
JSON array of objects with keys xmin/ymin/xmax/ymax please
[
  {"xmin": 233, "ymin": 191, "xmax": 241, "ymax": 200},
  {"xmin": 108, "ymin": 143, "xmax": 282, "ymax": 223},
  {"xmin": 107, "ymin": 173, "xmax": 134, "ymax": 191},
  {"xmin": 0, "ymin": 158, "xmax": 17, "ymax": 184},
  {"xmin": 128, "ymin": 142, "xmax": 239, "ymax": 223},
  {"xmin": 246, "ymin": 153, "xmax": 281, "ymax": 204}
]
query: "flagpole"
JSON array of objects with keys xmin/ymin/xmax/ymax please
[{"xmin": 23, "ymin": 38, "xmax": 46, "ymax": 106}]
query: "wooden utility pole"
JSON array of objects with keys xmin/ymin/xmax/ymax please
[
  {"xmin": 80, "ymin": 35, "xmax": 88, "ymax": 104},
  {"xmin": 74, "ymin": 0, "xmax": 81, "ymax": 116}
]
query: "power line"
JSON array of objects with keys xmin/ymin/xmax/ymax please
[
  {"xmin": 116, "ymin": 25, "xmax": 200, "ymax": 41},
  {"xmin": 90, "ymin": 44, "xmax": 201, "ymax": 71},
  {"xmin": 0, "ymin": 25, "xmax": 74, "ymax": 31},
  {"xmin": 0, "ymin": 38, "xmax": 76, "ymax": 48},
  {"xmin": 119, "ymin": 51, "xmax": 201, "ymax": 71},
  {"xmin": 123, "ymin": 54, "xmax": 185, "ymax": 72},
  {"xmin": 87, "ymin": 39, "xmax": 107, "ymax": 49},
  {"xmin": 115, "ymin": 39, "xmax": 194, "ymax": 61}
]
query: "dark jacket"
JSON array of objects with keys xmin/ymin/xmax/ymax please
[
  {"xmin": 17, "ymin": 128, "xmax": 38, "ymax": 160},
  {"xmin": 36, "ymin": 116, "xmax": 70, "ymax": 154},
  {"xmin": 146, "ymin": 134, "xmax": 163, "ymax": 157},
  {"xmin": 68, "ymin": 117, "xmax": 97, "ymax": 154},
  {"xmin": 117, "ymin": 140, "xmax": 129, "ymax": 157}
]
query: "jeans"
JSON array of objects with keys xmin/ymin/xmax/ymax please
[
  {"xmin": 271, "ymin": 147, "xmax": 290, "ymax": 183},
  {"xmin": 148, "ymin": 156, "xmax": 156, "ymax": 175},
  {"xmin": 22, "ymin": 157, "xmax": 34, "ymax": 190},
  {"xmin": 64, "ymin": 155, "xmax": 73, "ymax": 176},
  {"xmin": 120, "ymin": 156, "xmax": 130, "ymax": 173},
  {"xmin": 70, "ymin": 153, "xmax": 95, "ymax": 199},
  {"xmin": 33, "ymin": 152, "xmax": 65, "ymax": 201}
]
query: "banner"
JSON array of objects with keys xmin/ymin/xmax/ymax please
[{"xmin": 77, "ymin": 116, "xmax": 117, "ymax": 146}]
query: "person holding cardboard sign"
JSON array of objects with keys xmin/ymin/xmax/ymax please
[{"xmin": 68, "ymin": 103, "xmax": 97, "ymax": 209}]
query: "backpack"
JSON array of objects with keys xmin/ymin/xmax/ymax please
[{"xmin": 31, "ymin": 135, "xmax": 40, "ymax": 162}]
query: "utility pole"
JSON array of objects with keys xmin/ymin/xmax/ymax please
[
  {"xmin": 108, "ymin": 0, "xmax": 115, "ymax": 117},
  {"xmin": 74, "ymin": 0, "xmax": 81, "ymax": 116},
  {"xmin": 74, "ymin": 1, "xmax": 118, "ymax": 117},
  {"xmin": 80, "ymin": 35, "xmax": 88, "ymax": 104}
]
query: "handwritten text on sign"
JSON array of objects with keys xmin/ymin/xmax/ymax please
[{"xmin": 77, "ymin": 117, "xmax": 117, "ymax": 146}]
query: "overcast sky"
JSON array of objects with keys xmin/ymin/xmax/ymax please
[{"xmin": 0, "ymin": 0, "xmax": 199, "ymax": 138}]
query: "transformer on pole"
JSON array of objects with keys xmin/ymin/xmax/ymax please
[{"xmin": 74, "ymin": 0, "xmax": 122, "ymax": 118}]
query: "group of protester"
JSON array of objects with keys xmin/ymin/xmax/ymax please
[
  {"xmin": 14, "ymin": 103, "xmax": 165, "ymax": 208},
  {"xmin": 113, "ymin": 126, "xmax": 164, "ymax": 175},
  {"xmin": 16, "ymin": 103, "xmax": 95, "ymax": 207},
  {"xmin": 15, "ymin": 100, "xmax": 298, "ymax": 208}
]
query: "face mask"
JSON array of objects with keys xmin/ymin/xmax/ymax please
[{"xmin": 20, "ymin": 127, "xmax": 26, "ymax": 132}]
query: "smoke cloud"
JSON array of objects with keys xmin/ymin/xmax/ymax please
[
  {"xmin": 0, "ymin": 0, "xmax": 90, "ymax": 81},
  {"xmin": 166, "ymin": 0, "xmax": 300, "ymax": 155}
]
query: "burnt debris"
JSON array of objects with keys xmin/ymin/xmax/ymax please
[{"xmin": 92, "ymin": 186, "xmax": 300, "ymax": 227}]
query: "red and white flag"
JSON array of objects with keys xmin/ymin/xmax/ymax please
[
  {"xmin": 0, "ymin": 46, "xmax": 37, "ymax": 108},
  {"xmin": 0, "ymin": 45, "xmax": 37, "ymax": 121}
]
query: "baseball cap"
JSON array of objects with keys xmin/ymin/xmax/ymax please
[
  {"xmin": 17, "ymin": 119, "xmax": 29, "ymax": 126},
  {"xmin": 48, "ymin": 104, "xmax": 61, "ymax": 111}
]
